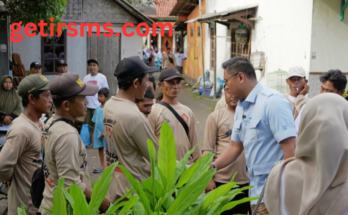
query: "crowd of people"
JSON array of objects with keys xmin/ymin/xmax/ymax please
[{"xmin": 0, "ymin": 55, "xmax": 347, "ymax": 215}]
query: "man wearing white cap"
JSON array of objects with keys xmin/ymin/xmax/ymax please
[{"xmin": 284, "ymin": 66, "xmax": 310, "ymax": 135}]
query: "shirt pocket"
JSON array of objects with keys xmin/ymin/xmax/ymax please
[
  {"xmin": 247, "ymin": 117, "xmax": 263, "ymax": 142},
  {"xmin": 233, "ymin": 120, "xmax": 243, "ymax": 142}
]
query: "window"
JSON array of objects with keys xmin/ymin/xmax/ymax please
[
  {"xmin": 41, "ymin": 30, "xmax": 67, "ymax": 74},
  {"xmin": 231, "ymin": 29, "xmax": 251, "ymax": 59},
  {"xmin": 191, "ymin": 27, "xmax": 194, "ymax": 37},
  {"xmin": 198, "ymin": 26, "xmax": 201, "ymax": 37},
  {"xmin": 210, "ymin": 28, "xmax": 215, "ymax": 70}
]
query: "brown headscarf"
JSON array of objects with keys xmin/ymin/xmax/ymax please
[
  {"xmin": 265, "ymin": 93, "xmax": 348, "ymax": 215},
  {"xmin": 0, "ymin": 75, "xmax": 22, "ymax": 116}
]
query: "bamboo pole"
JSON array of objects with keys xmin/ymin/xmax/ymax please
[{"xmin": 199, "ymin": 0, "xmax": 205, "ymax": 95}]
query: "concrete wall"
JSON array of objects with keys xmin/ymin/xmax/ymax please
[
  {"xmin": 310, "ymin": 0, "xmax": 348, "ymax": 73},
  {"xmin": 205, "ymin": 0, "xmax": 313, "ymax": 86}
]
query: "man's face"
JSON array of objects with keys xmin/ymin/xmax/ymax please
[
  {"xmin": 223, "ymin": 69, "xmax": 243, "ymax": 100},
  {"xmin": 68, "ymin": 95, "xmax": 89, "ymax": 118},
  {"xmin": 167, "ymin": 49, "xmax": 171, "ymax": 54},
  {"xmin": 137, "ymin": 98, "xmax": 154, "ymax": 117},
  {"xmin": 88, "ymin": 63, "xmax": 99, "ymax": 75},
  {"xmin": 98, "ymin": 94, "xmax": 108, "ymax": 104},
  {"xmin": 31, "ymin": 67, "xmax": 42, "ymax": 74},
  {"xmin": 32, "ymin": 90, "xmax": 53, "ymax": 114},
  {"xmin": 286, "ymin": 76, "xmax": 307, "ymax": 96},
  {"xmin": 57, "ymin": 65, "xmax": 68, "ymax": 73},
  {"xmin": 3, "ymin": 77, "xmax": 13, "ymax": 91},
  {"xmin": 320, "ymin": 80, "xmax": 344, "ymax": 95},
  {"xmin": 224, "ymin": 85, "xmax": 238, "ymax": 109},
  {"xmin": 159, "ymin": 78, "xmax": 181, "ymax": 98}
]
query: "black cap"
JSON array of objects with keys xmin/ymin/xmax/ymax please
[
  {"xmin": 87, "ymin": 59, "xmax": 99, "ymax": 66},
  {"xmin": 56, "ymin": 59, "xmax": 68, "ymax": 66},
  {"xmin": 159, "ymin": 68, "xmax": 183, "ymax": 82},
  {"xmin": 30, "ymin": 62, "xmax": 42, "ymax": 68},
  {"xmin": 114, "ymin": 56, "xmax": 159, "ymax": 82}
]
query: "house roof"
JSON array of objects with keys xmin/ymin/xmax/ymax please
[
  {"xmin": 186, "ymin": 4, "xmax": 258, "ymax": 23},
  {"xmin": 114, "ymin": 0, "xmax": 155, "ymax": 24},
  {"xmin": 169, "ymin": 0, "xmax": 198, "ymax": 16},
  {"xmin": 147, "ymin": 0, "xmax": 177, "ymax": 19}
]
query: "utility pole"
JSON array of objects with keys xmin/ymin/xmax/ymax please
[{"xmin": 199, "ymin": 0, "xmax": 205, "ymax": 95}]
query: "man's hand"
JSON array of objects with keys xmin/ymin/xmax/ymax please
[
  {"xmin": 101, "ymin": 132, "xmax": 105, "ymax": 138},
  {"xmin": 299, "ymin": 83, "xmax": 310, "ymax": 96},
  {"xmin": 4, "ymin": 181, "xmax": 11, "ymax": 189},
  {"xmin": 99, "ymin": 198, "xmax": 110, "ymax": 213},
  {"xmin": 3, "ymin": 116, "xmax": 12, "ymax": 125},
  {"xmin": 205, "ymin": 179, "xmax": 216, "ymax": 193}
]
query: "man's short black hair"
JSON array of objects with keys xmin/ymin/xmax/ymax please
[
  {"xmin": 320, "ymin": 69, "xmax": 347, "ymax": 92},
  {"xmin": 21, "ymin": 90, "xmax": 44, "ymax": 107},
  {"xmin": 53, "ymin": 96, "xmax": 76, "ymax": 109},
  {"xmin": 222, "ymin": 56, "xmax": 256, "ymax": 80},
  {"xmin": 118, "ymin": 73, "xmax": 146, "ymax": 91},
  {"xmin": 135, "ymin": 87, "xmax": 154, "ymax": 103},
  {"xmin": 98, "ymin": 88, "xmax": 109, "ymax": 98},
  {"xmin": 148, "ymin": 76, "xmax": 156, "ymax": 90}
]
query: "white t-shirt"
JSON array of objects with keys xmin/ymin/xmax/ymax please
[
  {"xmin": 177, "ymin": 53, "xmax": 186, "ymax": 67},
  {"xmin": 83, "ymin": 73, "xmax": 109, "ymax": 109}
]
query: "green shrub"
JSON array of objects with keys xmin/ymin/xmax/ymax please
[{"xmin": 20, "ymin": 121, "xmax": 257, "ymax": 214}]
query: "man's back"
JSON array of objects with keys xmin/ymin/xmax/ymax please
[{"xmin": 104, "ymin": 97, "xmax": 159, "ymax": 200}]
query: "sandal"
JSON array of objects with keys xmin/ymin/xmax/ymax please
[{"xmin": 93, "ymin": 167, "xmax": 104, "ymax": 174}]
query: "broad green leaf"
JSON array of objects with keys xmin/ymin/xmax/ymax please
[
  {"xmin": 167, "ymin": 169, "xmax": 216, "ymax": 215},
  {"xmin": 198, "ymin": 182, "xmax": 237, "ymax": 214},
  {"xmin": 17, "ymin": 202, "xmax": 27, "ymax": 215},
  {"xmin": 104, "ymin": 188, "xmax": 134, "ymax": 215},
  {"xmin": 105, "ymin": 201, "xmax": 128, "ymax": 215},
  {"xmin": 52, "ymin": 178, "xmax": 67, "ymax": 215},
  {"xmin": 118, "ymin": 165, "xmax": 152, "ymax": 214},
  {"xmin": 133, "ymin": 200, "xmax": 146, "ymax": 215},
  {"xmin": 230, "ymin": 171, "xmax": 238, "ymax": 183},
  {"xmin": 213, "ymin": 197, "xmax": 259, "ymax": 215},
  {"xmin": 88, "ymin": 162, "xmax": 117, "ymax": 215},
  {"xmin": 222, "ymin": 185, "xmax": 255, "ymax": 205},
  {"xmin": 119, "ymin": 196, "xmax": 138, "ymax": 215},
  {"xmin": 69, "ymin": 184, "xmax": 88, "ymax": 215},
  {"xmin": 173, "ymin": 145, "xmax": 197, "ymax": 184},
  {"xmin": 64, "ymin": 189, "xmax": 74, "ymax": 208},
  {"xmin": 186, "ymin": 152, "xmax": 214, "ymax": 186},
  {"xmin": 147, "ymin": 139, "xmax": 157, "ymax": 206},
  {"xmin": 205, "ymin": 201, "xmax": 221, "ymax": 215},
  {"xmin": 158, "ymin": 121, "xmax": 176, "ymax": 193}
]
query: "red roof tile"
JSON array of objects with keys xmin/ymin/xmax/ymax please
[{"xmin": 147, "ymin": 0, "xmax": 177, "ymax": 18}]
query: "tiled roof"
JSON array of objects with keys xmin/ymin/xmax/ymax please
[{"xmin": 147, "ymin": 0, "xmax": 177, "ymax": 18}]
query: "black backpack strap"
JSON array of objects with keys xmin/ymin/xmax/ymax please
[{"xmin": 159, "ymin": 101, "xmax": 189, "ymax": 137}]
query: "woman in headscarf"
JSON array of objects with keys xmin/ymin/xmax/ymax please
[
  {"xmin": 148, "ymin": 46, "xmax": 156, "ymax": 67},
  {"xmin": 0, "ymin": 75, "xmax": 22, "ymax": 127},
  {"xmin": 264, "ymin": 93, "xmax": 348, "ymax": 215}
]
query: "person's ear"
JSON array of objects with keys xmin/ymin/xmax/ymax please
[
  {"xmin": 305, "ymin": 79, "xmax": 308, "ymax": 84},
  {"xmin": 238, "ymin": 72, "xmax": 245, "ymax": 83},
  {"xmin": 133, "ymin": 78, "xmax": 139, "ymax": 89},
  {"xmin": 62, "ymin": 101, "xmax": 69, "ymax": 111},
  {"xmin": 28, "ymin": 94, "xmax": 36, "ymax": 104},
  {"xmin": 286, "ymin": 79, "xmax": 291, "ymax": 86},
  {"xmin": 339, "ymin": 89, "xmax": 345, "ymax": 96}
]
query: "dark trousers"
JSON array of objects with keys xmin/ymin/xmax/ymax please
[{"xmin": 215, "ymin": 182, "xmax": 252, "ymax": 215}]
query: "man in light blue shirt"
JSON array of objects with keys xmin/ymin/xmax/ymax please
[{"xmin": 211, "ymin": 57, "xmax": 296, "ymax": 215}]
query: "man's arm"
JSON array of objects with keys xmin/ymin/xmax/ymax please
[
  {"xmin": 202, "ymin": 114, "xmax": 218, "ymax": 156},
  {"xmin": 0, "ymin": 130, "xmax": 27, "ymax": 181},
  {"xmin": 279, "ymin": 137, "xmax": 296, "ymax": 159},
  {"xmin": 212, "ymin": 140, "xmax": 244, "ymax": 170}
]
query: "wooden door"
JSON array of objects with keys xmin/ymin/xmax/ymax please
[{"xmin": 87, "ymin": 33, "xmax": 121, "ymax": 96}]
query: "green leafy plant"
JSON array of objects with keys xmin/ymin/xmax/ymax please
[{"xmin": 19, "ymin": 121, "xmax": 257, "ymax": 214}]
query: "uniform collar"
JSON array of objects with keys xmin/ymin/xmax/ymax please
[{"xmin": 243, "ymin": 82, "xmax": 262, "ymax": 104}]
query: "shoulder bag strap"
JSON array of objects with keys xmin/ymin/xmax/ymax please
[{"xmin": 158, "ymin": 101, "xmax": 189, "ymax": 137}]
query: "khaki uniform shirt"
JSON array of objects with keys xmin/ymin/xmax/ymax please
[
  {"xmin": 148, "ymin": 103, "xmax": 201, "ymax": 165},
  {"xmin": 0, "ymin": 114, "xmax": 42, "ymax": 215},
  {"xmin": 39, "ymin": 114, "xmax": 90, "ymax": 214},
  {"xmin": 162, "ymin": 53, "xmax": 177, "ymax": 69},
  {"xmin": 214, "ymin": 97, "xmax": 227, "ymax": 111},
  {"xmin": 103, "ymin": 97, "xmax": 159, "ymax": 201},
  {"xmin": 202, "ymin": 108, "xmax": 249, "ymax": 184}
]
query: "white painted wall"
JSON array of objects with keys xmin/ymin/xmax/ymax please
[
  {"xmin": 204, "ymin": 0, "xmax": 314, "ymax": 85},
  {"xmin": 310, "ymin": 0, "xmax": 348, "ymax": 72}
]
